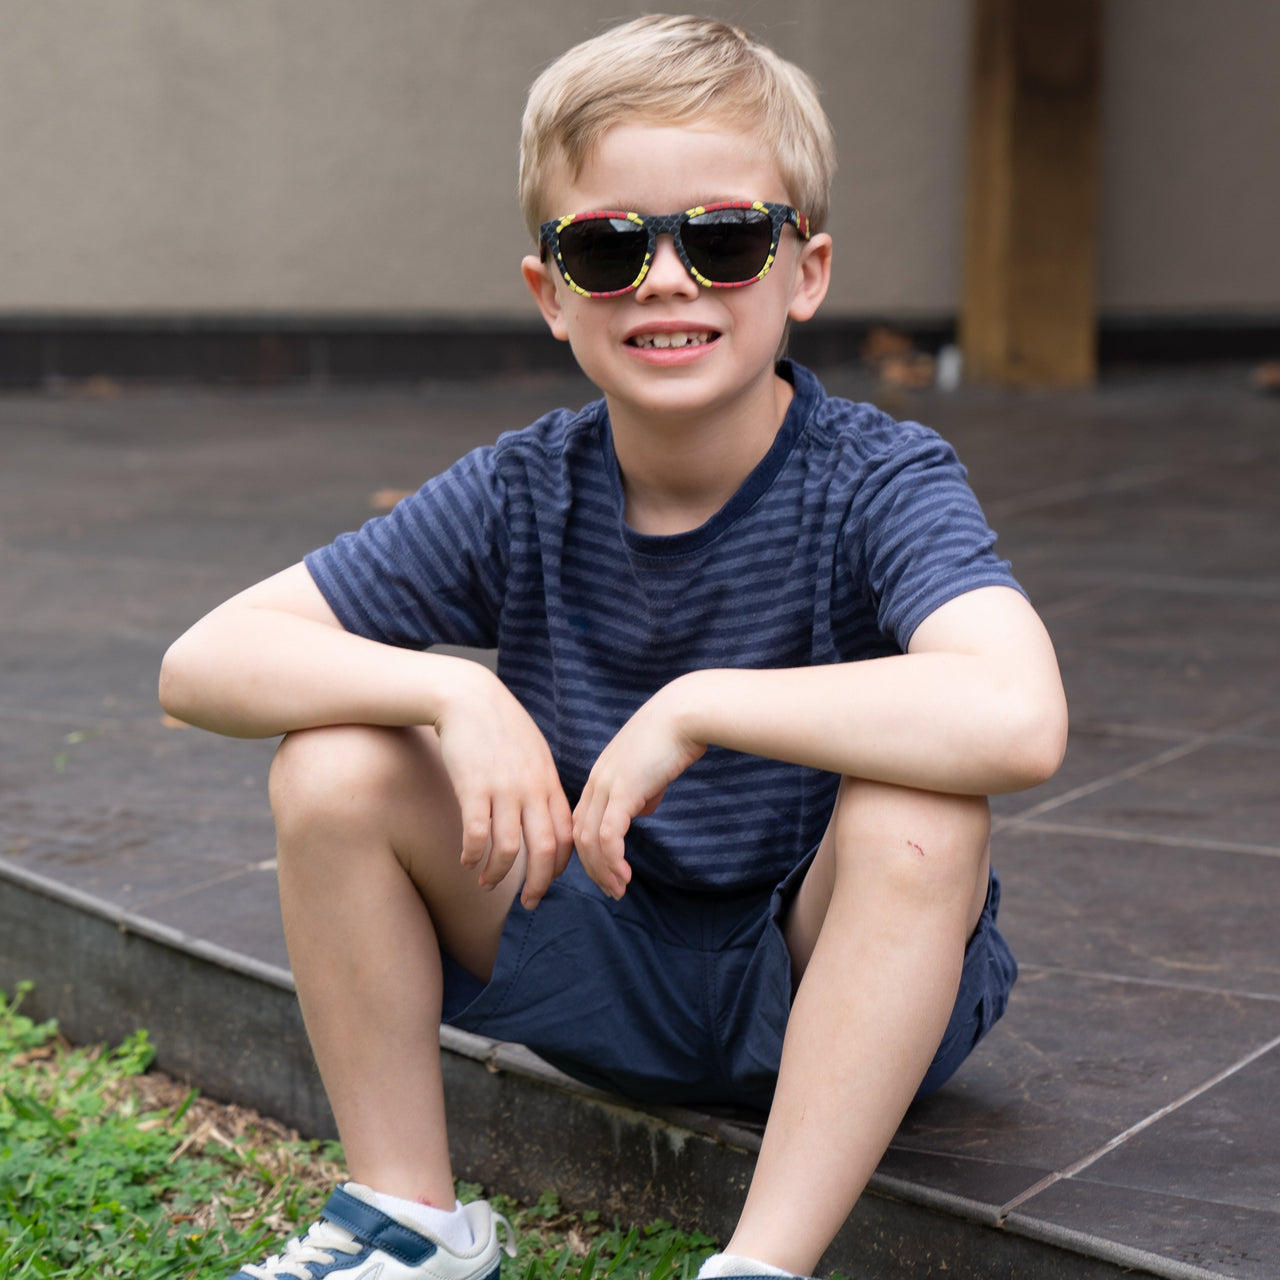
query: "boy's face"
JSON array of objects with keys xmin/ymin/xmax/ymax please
[{"xmin": 522, "ymin": 123, "xmax": 831, "ymax": 427}]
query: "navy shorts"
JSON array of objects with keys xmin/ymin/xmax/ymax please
[{"xmin": 441, "ymin": 852, "xmax": 1016, "ymax": 1112}]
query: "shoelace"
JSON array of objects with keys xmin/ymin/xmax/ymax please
[
  {"xmin": 493, "ymin": 1210, "xmax": 518, "ymax": 1258},
  {"xmin": 241, "ymin": 1220, "xmax": 363, "ymax": 1280}
]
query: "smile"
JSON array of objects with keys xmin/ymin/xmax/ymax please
[{"xmin": 627, "ymin": 330, "xmax": 716, "ymax": 350}]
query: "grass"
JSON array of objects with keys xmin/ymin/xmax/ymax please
[{"xmin": 0, "ymin": 984, "xmax": 717, "ymax": 1280}]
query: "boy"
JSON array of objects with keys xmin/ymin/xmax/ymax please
[{"xmin": 160, "ymin": 15, "xmax": 1067, "ymax": 1280}]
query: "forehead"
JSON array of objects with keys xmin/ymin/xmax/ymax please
[{"xmin": 546, "ymin": 123, "xmax": 790, "ymax": 216}]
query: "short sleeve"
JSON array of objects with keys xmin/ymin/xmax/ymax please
[
  {"xmin": 304, "ymin": 445, "xmax": 509, "ymax": 649},
  {"xmin": 847, "ymin": 423, "xmax": 1022, "ymax": 649}
]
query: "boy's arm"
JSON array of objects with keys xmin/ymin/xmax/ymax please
[
  {"xmin": 161, "ymin": 562, "xmax": 467, "ymax": 739},
  {"xmin": 573, "ymin": 585, "xmax": 1067, "ymax": 898},
  {"xmin": 159, "ymin": 562, "xmax": 573, "ymax": 905}
]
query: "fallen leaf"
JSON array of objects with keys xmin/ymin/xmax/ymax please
[
  {"xmin": 1250, "ymin": 360, "xmax": 1280, "ymax": 394},
  {"xmin": 369, "ymin": 488, "xmax": 415, "ymax": 511},
  {"xmin": 879, "ymin": 352, "xmax": 936, "ymax": 389},
  {"xmin": 72, "ymin": 376, "xmax": 122, "ymax": 399},
  {"xmin": 860, "ymin": 325, "xmax": 915, "ymax": 364},
  {"xmin": 861, "ymin": 326, "xmax": 937, "ymax": 389}
]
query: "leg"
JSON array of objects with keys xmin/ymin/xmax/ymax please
[
  {"xmin": 726, "ymin": 779, "xmax": 991, "ymax": 1274},
  {"xmin": 269, "ymin": 723, "xmax": 522, "ymax": 1206}
]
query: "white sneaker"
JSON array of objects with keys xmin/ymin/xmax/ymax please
[{"xmin": 230, "ymin": 1184, "xmax": 516, "ymax": 1280}]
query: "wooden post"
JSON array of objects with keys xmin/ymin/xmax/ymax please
[{"xmin": 961, "ymin": 0, "xmax": 1102, "ymax": 386}]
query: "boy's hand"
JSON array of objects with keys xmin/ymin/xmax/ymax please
[
  {"xmin": 573, "ymin": 679, "xmax": 707, "ymax": 899},
  {"xmin": 433, "ymin": 662, "xmax": 574, "ymax": 909}
]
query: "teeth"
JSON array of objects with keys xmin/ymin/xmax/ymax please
[{"xmin": 631, "ymin": 331, "xmax": 712, "ymax": 349}]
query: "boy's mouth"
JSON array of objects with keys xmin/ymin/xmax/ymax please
[{"xmin": 626, "ymin": 330, "xmax": 717, "ymax": 350}]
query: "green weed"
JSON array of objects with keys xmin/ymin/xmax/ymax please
[
  {"xmin": 0, "ymin": 985, "xmax": 719, "ymax": 1280},
  {"xmin": 471, "ymin": 1186, "xmax": 716, "ymax": 1280},
  {"xmin": 0, "ymin": 983, "xmax": 294, "ymax": 1277}
]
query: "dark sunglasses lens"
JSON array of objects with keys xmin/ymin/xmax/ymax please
[
  {"xmin": 558, "ymin": 218, "xmax": 649, "ymax": 292},
  {"xmin": 682, "ymin": 207, "xmax": 774, "ymax": 283}
]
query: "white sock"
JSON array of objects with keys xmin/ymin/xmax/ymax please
[
  {"xmin": 697, "ymin": 1252, "xmax": 794, "ymax": 1278},
  {"xmin": 349, "ymin": 1184, "xmax": 476, "ymax": 1253}
]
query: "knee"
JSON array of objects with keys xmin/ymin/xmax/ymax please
[
  {"xmin": 831, "ymin": 778, "xmax": 990, "ymax": 904},
  {"xmin": 269, "ymin": 724, "xmax": 411, "ymax": 843}
]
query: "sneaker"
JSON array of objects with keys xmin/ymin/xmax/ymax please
[{"xmin": 231, "ymin": 1183, "xmax": 516, "ymax": 1280}]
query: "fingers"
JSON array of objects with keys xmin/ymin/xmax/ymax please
[
  {"xmin": 456, "ymin": 775, "xmax": 574, "ymax": 906},
  {"xmin": 457, "ymin": 789, "xmax": 494, "ymax": 872},
  {"xmin": 479, "ymin": 793, "xmax": 524, "ymax": 889},
  {"xmin": 573, "ymin": 785, "xmax": 634, "ymax": 901},
  {"xmin": 568, "ymin": 688, "xmax": 700, "ymax": 899},
  {"xmin": 550, "ymin": 791, "xmax": 576, "ymax": 878},
  {"xmin": 518, "ymin": 792, "xmax": 574, "ymax": 909},
  {"xmin": 459, "ymin": 765, "xmax": 639, "ymax": 905}
]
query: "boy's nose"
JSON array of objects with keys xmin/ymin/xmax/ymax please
[{"xmin": 635, "ymin": 233, "xmax": 699, "ymax": 300}]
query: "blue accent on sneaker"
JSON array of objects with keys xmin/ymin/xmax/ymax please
[
  {"xmin": 319, "ymin": 1187, "xmax": 440, "ymax": 1266},
  {"xmin": 228, "ymin": 1244, "xmax": 381, "ymax": 1280}
]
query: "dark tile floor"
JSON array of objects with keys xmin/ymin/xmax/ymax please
[{"xmin": 1, "ymin": 367, "xmax": 1277, "ymax": 1277}]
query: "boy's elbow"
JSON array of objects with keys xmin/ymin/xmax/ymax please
[
  {"xmin": 158, "ymin": 633, "xmax": 203, "ymax": 723},
  {"xmin": 157, "ymin": 642, "xmax": 185, "ymax": 717},
  {"xmin": 1007, "ymin": 685, "xmax": 1069, "ymax": 790}
]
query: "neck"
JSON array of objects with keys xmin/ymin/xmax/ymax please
[{"xmin": 607, "ymin": 367, "xmax": 793, "ymax": 536}]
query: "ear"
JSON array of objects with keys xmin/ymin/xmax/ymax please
[
  {"xmin": 787, "ymin": 232, "xmax": 833, "ymax": 323},
  {"xmin": 522, "ymin": 254, "xmax": 571, "ymax": 343}
]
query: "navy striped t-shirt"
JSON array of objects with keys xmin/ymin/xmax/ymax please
[{"xmin": 305, "ymin": 361, "xmax": 1021, "ymax": 891}]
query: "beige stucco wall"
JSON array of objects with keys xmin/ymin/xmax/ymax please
[
  {"xmin": 0, "ymin": 0, "xmax": 1276, "ymax": 319},
  {"xmin": 1099, "ymin": 0, "xmax": 1280, "ymax": 315}
]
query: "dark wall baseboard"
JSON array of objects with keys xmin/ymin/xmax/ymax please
[
  {"xmin": 1, "ymin": 314, "xmax": 1277, "ymax": 388},
  {"xmin": 1094, "ymin": 316, "xmax": 1280, "ymax": 366},
  {"xmin": 0, "ymin": 318, "xmax": 579, "ymax": 388}
]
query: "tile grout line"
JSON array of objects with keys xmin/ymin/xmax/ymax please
[
  {"xmin": 983, "ymin": 461, "xmax": 1181, "ymax": 519},
  {"xmin": 0, "ymin": 541, "xmax": 241, "ymax": 579},
  {"xmin": 1043, "ymin": 569, "xmax": 1280, "ymax": 600},
  {"xmin": 0, "ymin": 706, "xmax": 126, "ymax": 728},
  {"xmin": 1036, "ymin": 583, "xmax": 1125, "ymax": 621},
  {"xmin": 1016, "ymin": 820, "xmax": 1280, "ymax": 859},
  {"xmin": 996, "ymin": 706, "xmax": 1279, "ymax": 831},
  {"xmin": 994, "ymin": 737, "xmax": 1217, "ymax": 831},
  {"xmin": 128, "ymin": 858, "xmax": 279, "ymax": 917},
  {"xmin": 1017, "ymin": 961, "xmax": 1280, "ymax": 1004},
  {"xmin": 1069, "ymin": 720, "xmax": 1235, "ymax": 743},
  {"xmin": 998, "ymin": 1030, "xmax": 1280, "ymax": 1222}
]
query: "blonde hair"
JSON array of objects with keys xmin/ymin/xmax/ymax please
[{"xmin": 518, "ymin": 15, "xmax": 836, "ymax": 239}]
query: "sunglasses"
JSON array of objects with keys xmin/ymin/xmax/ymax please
[{"xmin": 539, "ymin": 200, "xmax": 810, "ymax": 298}]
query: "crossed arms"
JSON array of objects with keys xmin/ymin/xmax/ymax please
[{"xmin": 160, "ymin": 561, "xmax": 1067, "ymax": 908}]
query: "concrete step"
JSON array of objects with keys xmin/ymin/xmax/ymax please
[{"xmin": 2, "ymin": 858, "xmax": 1219, "ymax": 1280}]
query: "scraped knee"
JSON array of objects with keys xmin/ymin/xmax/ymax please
[{"xmin": 832, "ymin": 778, "xmax": 990, "ymax": 902}]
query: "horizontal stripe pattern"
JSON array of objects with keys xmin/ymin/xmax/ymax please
[{"xmin": 306, "ymin": 362, "xmax": 1021, "ymax": 890}]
